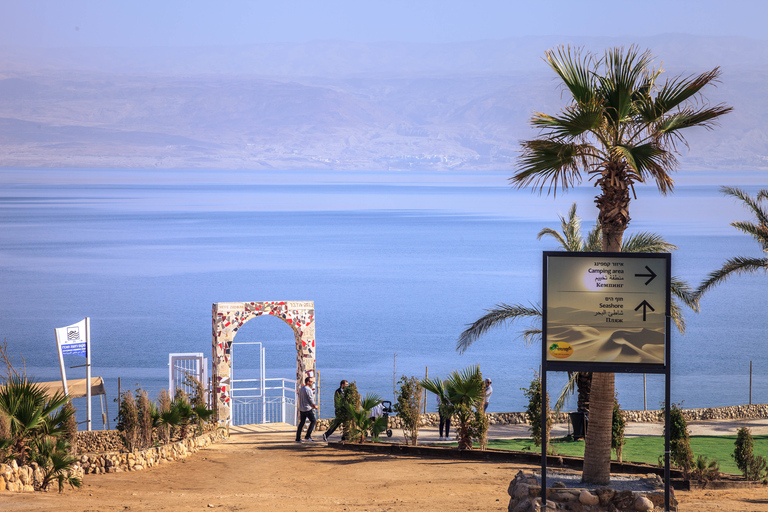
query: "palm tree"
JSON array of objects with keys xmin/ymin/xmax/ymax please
[
  {"xmin": 458, "ymin": 203, "xmax": 698, "ymax": 411},
  {"xmin": 511, "ymin": 45, "xmax": 730, "ymax": 484},
  {"xmin": 421, "ymin": 365, "xmax": 485, "ymax": 450},
  {"xmin": 0, "ymin": 376, "xmax": 72, "ymax": 465},
  {"xmin": 344, "ymin": 393, "xmax": 386, "ymax": 443},
  {"xmin": 696, "ymin": 187, "xmax": 768, "ymax": 296}
]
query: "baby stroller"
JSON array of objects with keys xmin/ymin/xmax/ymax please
[{"xmin": 371, "ymin": 400, "xmax": 394, "ymax": 438}]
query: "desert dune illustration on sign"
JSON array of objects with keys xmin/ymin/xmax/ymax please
[{"xmin": 545, "ymin": 254, "xmax": 669, "ymax": 365}]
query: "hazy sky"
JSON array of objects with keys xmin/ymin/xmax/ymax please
[{"xmin": 1, "ymin": 0, "xmax": 766, "ymax": 47}]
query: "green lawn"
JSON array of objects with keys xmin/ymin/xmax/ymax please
[{"xmin": 477, "ymin": 435, "xmax": 768, "ymax": 476}]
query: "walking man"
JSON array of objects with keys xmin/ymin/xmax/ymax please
[
  {"xmin": 296, "ymin": 376, "xmax": 318, "ymax": 442},
  {"xmin": 322, "ymin": 379, "xmax": 348, "ymax": 442}
]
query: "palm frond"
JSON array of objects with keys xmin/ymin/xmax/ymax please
[
  {"xmin": 696, "ymin": 256, "xmax": 768, "ymax": 297},
  {"xmin": 655, "ymin": 105, "xmax": 733, "ymax": 139},
  {"xmin": 584, "ymin": 224, "xmax": 602, "ymax": 251},
  {"xmin": 537, "ymin": 203, "xmax": 582, "ymax": 251},
  {"xmin": 545, "ymin": 45, "xmax": 596, "ymax": 105},
  {"xmin": 645, "ymin": 67, "xmax": 724, "ymax": 119},
  {"xmin": 610, "ymin": 143, "xmax": 676, "ymax": 194},
  {"xmin": 456, "ymin": 303, "xmax": 542, "ymax": 353},
  {"xmin": 621, "ymin": 232, "xmax": 677, "ymax": 253},
  {"xmin": 722, "ymin": 186, "xmax": 768, "ymax": 233},
  {"xmin": 530, "ymin": 102, "xmax": 604, "ymax": 139},
  {"xmin": 554, "ymin": 372, "xmax": 578, "ymax": 412},
  {"xmin": 513, "ymin": 139, "xmax": 600, "ymax": 195}
]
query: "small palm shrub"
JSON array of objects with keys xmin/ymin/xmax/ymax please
[
  {"xmin": 345, "ymin": 393, "xmax": 385, "ymax": 443},
  {"xmin": 422, "ymin": 365, "xmax": 485, "ymax": 450},
  {"xmin": 734, "ymin": 427, "xmax": 768, "ymax": 481},
  {"xmin": 612, "ymin": 394, "xmax": 626, "ymax": 462},
  {"xmin": 30, "ymin": 436, "xmax": 82, "ymax": 492},
  {"xmin": 691, "ymin": 455, "xmax": 720, "ymax": 482},
  {"xmin": 0, "ymin": 377, "xmax": 72, "ymax": 465},
  {"xmin": 393, "ymin": 376, "xmax": 422, "ymax": 446},
  {"xmin": 521, "ymin": 371, "xmax": 551, "ymax": 448}
]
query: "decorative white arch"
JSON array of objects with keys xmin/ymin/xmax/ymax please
[{"xmin": 211, "ymin": 301, "xmax": 315, "ymax": 425}]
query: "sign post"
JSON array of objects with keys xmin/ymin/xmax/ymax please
[
  {"xmin": 542, "ymin": 252, "xmax": 671, "ymax": 510},
  {"xmin": 54, "ymin": 317, "xmax": 92, "ymax": 431}
]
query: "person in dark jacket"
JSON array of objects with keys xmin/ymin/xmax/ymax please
[{"xmin": 322, "ymin": 380, "xmax": 348, "ymax": 442}]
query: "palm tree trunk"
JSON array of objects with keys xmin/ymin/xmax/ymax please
[
  {"xmin": 582, "ymin": 372, "xmax": 614, "ymax": 484},
  {"xmin": 583, "ymin": 168, "xmax": 627, "ymax": 484}
]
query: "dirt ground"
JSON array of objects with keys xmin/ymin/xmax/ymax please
[{"xmin": 2, "ymin": 423, "xmax": 768, "ymax": 512}]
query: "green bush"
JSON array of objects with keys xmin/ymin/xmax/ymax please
[
  {"xmin": 612, "ymin": 394, "xmax": 626, "ymax": 462},
  {"xmin": 734, "ymin": 427, "xmax": 768, "ymax": 481},
  {"xmin": 116, "ymin": 390, "xmax": 140, "ymax": 451},
  {"xmin": 393, "ymin": 376, "xmax": 422, "ymax": 446},
  {"xmin": 660, "ymin": 402, "xmax": 694, "ymax": 475},
  {"xmin": 521, "ymin": 372, "xmax": 551, "ymax": 448},
  {"xmin": 340, "ymin": 382, "xmax": 361, "ymax": 441}
]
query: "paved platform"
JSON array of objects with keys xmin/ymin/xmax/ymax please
[{"xmin": 232, "ymin": 417, "xmax": 768, "ymax": 442}]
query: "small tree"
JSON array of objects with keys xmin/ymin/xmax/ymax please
[
  {"xmin": 137, "ymin": 390, "xmax": 153, "ymax": 450},
  {"xmin": 393, "ymin": 376, "xmax": 422, "ymax": 446},
  {"xmin": 116, "ymin": 390, "xmax": 139, "ymax": 451},
  {"xmin": 661, "ymin": 402, "xmax": 693, "ymax": 475},
  {"xmin": 734, "ymin": 427, "xmax": 768, "ymax": 481},
  {"xmin": 156, "ymin": 389, "xmax": 172, "ymax": 444},
  {"xmin": 340, "ymin": 382, "xmax": 361, "ymax": 441},
  {"xmin": 521, "ymin": 371, "xmax": 551, "ymax": 448},
  {"xmin": 612, "ymin": 394, "xmax": 626, "ymax": 462}
]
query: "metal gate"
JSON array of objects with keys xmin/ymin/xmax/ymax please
[
  {"xmin": 230, "ymin": 341, "xmax": 297, "ymax": 425},
  {"xmin": 169, "ymin": 353, "xmax": 209, "ymax": 404}
]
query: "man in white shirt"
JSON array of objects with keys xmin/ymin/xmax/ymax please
[
  {"xmin": 295, "ymin": 376, "xmax": 318, "ymax": 442},
  {"xmin": 484, "ymin": 378, "xmax": 492, "ymax": 412}
]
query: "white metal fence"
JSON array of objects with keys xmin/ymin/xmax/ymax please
[
  {"xmin": 230, "ymin": 341, "xmax": 297, "ymax": 426},
  {"xmin": 169, "ymin": 353, "xmax": 209, "ymax": 403}
]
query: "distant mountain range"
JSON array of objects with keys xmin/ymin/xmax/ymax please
[{"xmin": 0, "ymin": 35, "xmax": 765, "ymax": 171}]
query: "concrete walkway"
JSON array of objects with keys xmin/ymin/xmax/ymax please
[{"xmin": 314, "ymin": 418, "xmax": 768, "ymax": 444}]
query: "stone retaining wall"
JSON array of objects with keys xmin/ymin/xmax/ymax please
[
  {"xmin": 76, "ymin": 430, "xmax": 125, "ymax": 453},
  {"xmin": 78, "ymin": 428, "xmax": 226, "ymax": 475},
  {"xmin": 2, "ymin": 428, "xmax": 226, "ymax": 493},
  {"xmin": 316, "ymin": 404, "xmax": 768, "ymax": 431},
  {"xmin": 506, "ymin": 470, "xmax": 676, "ymax": 512},
  {"xmin": 0, "ymin": 459, "xmax": 84, "ymax": 493}
]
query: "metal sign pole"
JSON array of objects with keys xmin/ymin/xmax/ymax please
[
  {"xmin": 541, "ymin": 252, "xmax": 548, "ymax": 507},
  {"xmin": 86, "ymin": 317, "xmax": 92, "ymax": 431}
]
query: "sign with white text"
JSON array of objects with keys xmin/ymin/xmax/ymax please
[{"xmin": 544, "ymin": 252, "xmax": 670, "ymax": 368}]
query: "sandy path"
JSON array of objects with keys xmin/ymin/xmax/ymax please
[{"xmin": 2, "ymin": 423, "xmax": 768, "ymax": 511}]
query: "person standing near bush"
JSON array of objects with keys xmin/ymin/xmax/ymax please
[
  {"xmin": 437, "ymin": 392, "xmax": 451, "ymax": 441},
  {"xmin": 322, "ymin": 379, "xmax": 348, "ymax": 442},
  {"xmin": 483, "ymin": 379, "xmax": 493, "ymax": 412},
  {"xmin": 295, "ymin": 376, "xmax": 318, "ymax": 443}
]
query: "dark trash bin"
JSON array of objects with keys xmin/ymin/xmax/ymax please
[{"xmin": 569, "ymin": 412, "xmax": 588, "ymax": 439}]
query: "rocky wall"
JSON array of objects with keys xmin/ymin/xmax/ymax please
[
  {"xmin": 78, "ymin": 428, "xmax": 226, "ymax": 475},
  {"xmin": 0, "ymin": 459, "xmax": 84, "ymax": 493},
  {"xmin": 2, "ymin": 428, "xmax": 226, "ymax": 493},
  {"xmin": 76, "ymin": 429, "xmax": 125, "ymax": 453},
  {"xmin": 506, "ymin": 470, "xmax": 676, "ymax": 512}
]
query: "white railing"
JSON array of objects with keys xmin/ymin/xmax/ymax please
[
  {"xmin": 231, "ymin": 378, "xmax": 297, "ymax": 426},
  {"xmin": 169, "ymin": 353, "xmax": 209, "ymax": 404}
]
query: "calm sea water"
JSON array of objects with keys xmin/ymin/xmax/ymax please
[{"xmin": 0, "ymin": 167, "xmax": 766, "ymax": 423}]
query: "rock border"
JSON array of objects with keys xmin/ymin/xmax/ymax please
[
  {"xmin": 1, "ymin": 428, "xmax": 227, "ymax": 493},
  {"xmin": 507, "ymin": 470, "xmax": 675, "ymax": 512}
]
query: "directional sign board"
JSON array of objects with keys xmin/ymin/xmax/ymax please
[{"xmin": 543, "ymin": 252, "xmax": 670, "ymax": 372}]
